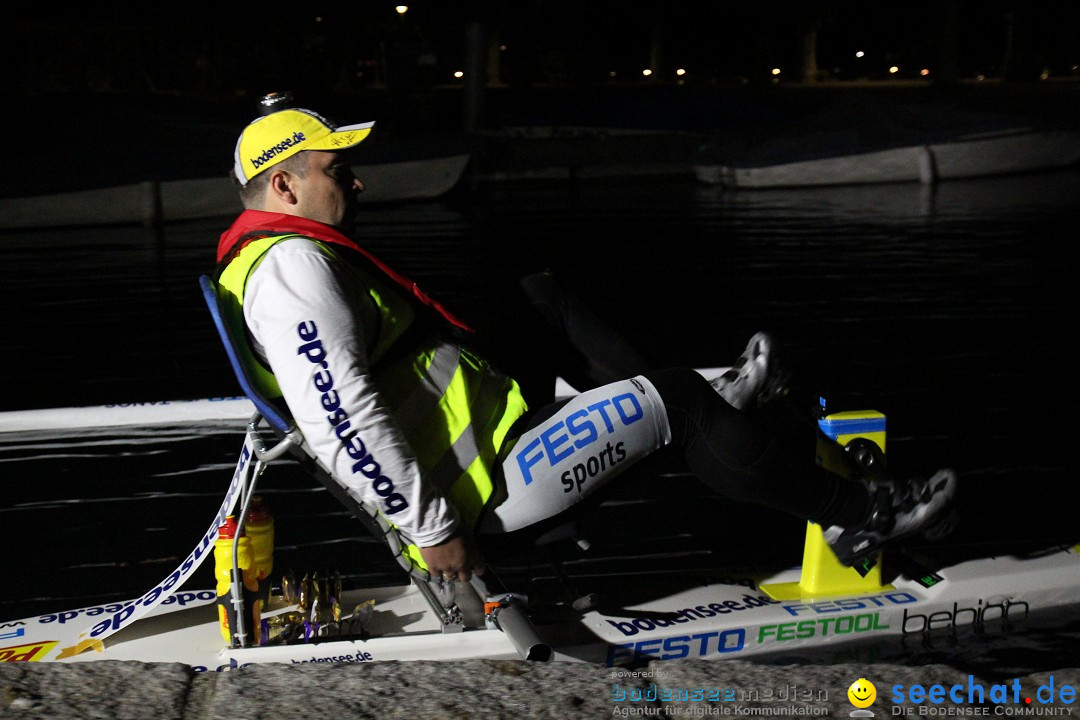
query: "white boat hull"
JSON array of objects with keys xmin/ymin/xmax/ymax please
[
  {"xmin": 696, "ymin": 131, "xmax": 1080, "ymax": 189},
  {"xmin": 4, "ymin": 546, "xmax": 1078, "ymax": 669},
  {"xmin": 4, "ymin": 382, "xmax": 1077, "ymax": 670}
]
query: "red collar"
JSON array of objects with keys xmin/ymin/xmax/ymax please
[
  {"xmin": 217, "ymin": 210, "xmax": 473, "ymax": 333},
  {"xmin": 217, "ymin": 210, "xmax": 360, "ymax": 262}
]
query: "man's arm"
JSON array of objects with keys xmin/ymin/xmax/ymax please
[{"xmin": 243, "ymin": 239, "xmax": 471, "ymax": 566}]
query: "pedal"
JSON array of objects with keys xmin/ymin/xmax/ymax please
[
  {"xmin": 850, "ymin": 553, "xmax": 878, "ymax": 578},
  {"xmin": 889, "ymin": 553, "xmax": 945, "ymax": 589},
  {"xmin": 843, "ymin": 438, "xmax": 894, "ymax": 488}
]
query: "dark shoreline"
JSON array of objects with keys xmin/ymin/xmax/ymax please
[{"xmin": 7, "ymin": 81, "xmax": 1078, "ymax": 198}]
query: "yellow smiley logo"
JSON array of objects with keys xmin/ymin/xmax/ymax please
[{"xmin": 848, "ymin": 678, "xmax": 877, "ymax": 708}]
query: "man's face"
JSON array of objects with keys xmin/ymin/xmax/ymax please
[{"xmin": 292, "ymin": 150, "xmax": 364, "ymax": 230}]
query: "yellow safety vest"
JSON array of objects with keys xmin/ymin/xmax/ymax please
[{"xmin": 216, "ymin": 234, "xmax": 528, "ymax": 564}]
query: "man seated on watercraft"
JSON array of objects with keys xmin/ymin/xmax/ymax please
[{"xmin": 212, "ymin": 99, "xmax": 956, "ymax": 584}]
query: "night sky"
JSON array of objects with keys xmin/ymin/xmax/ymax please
[{"xmin": 10, "ymin": 2, "xmax": 1080, "ymax": 99}]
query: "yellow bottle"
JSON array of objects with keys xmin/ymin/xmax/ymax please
[
  {"xmin": 245, "ymin": 496, "xmax": 275, "ymax": 607},
  {"xmin": 214, "ymin": 515, "xmax": 260, "ymax": 645}
]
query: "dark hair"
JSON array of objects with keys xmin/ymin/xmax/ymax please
[{"xmin": 234, "ymin": 151, "xmax": 311, "ymax": 209}]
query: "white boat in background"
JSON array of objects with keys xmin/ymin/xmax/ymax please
[
  {"xmin": 695, "ymin": 129, "xmax": 1080, "ymax": 189},
  {"xmin": 0, "ymin": 397, "xmax": 253, "ymax": 433},
  {"xmin": 0, "ymin": 155, "xmax": 471, "ymax": 230},
  {"xmin": 0, "ymin": 374, "xmax": 592, "ymax": 435}
]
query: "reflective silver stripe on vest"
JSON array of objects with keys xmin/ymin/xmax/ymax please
[
  {"xmin": 394, "ymin": 341, "xmax": 461, "ymax": 436},
  {"xmin": 421, "ymin": 356, "xmax": 499, "ymax": 492},
  {"xmin": 426, "ymin": 426, "xmax": 481, "ymax": 492}
]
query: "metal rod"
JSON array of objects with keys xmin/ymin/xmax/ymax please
[{"xmin": 229, "ymin": 434, "xmax": 264, "ymax": 648}]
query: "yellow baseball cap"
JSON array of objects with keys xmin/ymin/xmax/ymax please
[{"xmin": 233, "ymin": 108, "xmax": 375, "ymax": 186}]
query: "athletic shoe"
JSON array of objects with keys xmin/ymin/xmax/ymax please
[
  {"xmin": 823, "ymin": 468, "xmax": 958, "ymax": 567},
  {"xmin": 709, "ymin": 331, "xmax": 789, "ymax": 410}
]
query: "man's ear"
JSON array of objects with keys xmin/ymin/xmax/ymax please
[{"xmin": 268, "ymin": 168, "xmax": 298, "ymax": 205}]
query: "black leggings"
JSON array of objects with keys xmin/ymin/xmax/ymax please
[
  {"xmin": 644, "ymin": 367, "xmax": 867, "ymax": 528},
  {"xmin": 479, "ymin": 271, "xmax": 657, "ymax": 410},
  {"xmin": 495, "ymin": 272, "xmax": 869, "ymax": 529}
]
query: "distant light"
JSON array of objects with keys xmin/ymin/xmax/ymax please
[
  {"xmin": 499, "ymin": 45, "xmax": 507, "ymax": 51},
  {"xmin": 642, "ymin": 68, "xmax": 652, "ymax": 77},
  {"xmin": 395, "ymin": 5, "xmax": 408, "ymax": 14},
  {"xmin": 609, "ymin": 71, "xmax": 617, "ymax": 77},
  {"xmin": 1040, "ymin": 70, "xmax": 1050, "ymax": 80},
  {"xmin": 315, "ymin": 16, "xmax": 323, "ymax": 22},
  {"xmin": 920, "ymin": 68, "xmax": 930, "ymax": 76},
  {"xmin": 771, "ymin": 67, "xmax": 781, "ymax": 76},
  {"xmin": 454, "ymin": 71, "xmax": 464, "ymax": 78},
  {"xmin": 676, "ymin": 68, "xmax": 686, "ymax": 76},
  {"xmin": 855, "ymin": 51, "xmax": 865, "ymax": 58},
  {"xmin": 889, "ymin": 66, "xmax": 899, "ymax": 74},
  {"xmin": 976, "ymin": 73, "xmax": 986, "ymax": 81}
]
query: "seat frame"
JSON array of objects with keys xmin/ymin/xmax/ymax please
[{"xmin": 199, "ymin": 275, "xmax": 549, "ymax": 658}]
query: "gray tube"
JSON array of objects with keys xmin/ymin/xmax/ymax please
[{"xmin": 494, "ymin": 601, "xmax": 551, "ymax": 662}]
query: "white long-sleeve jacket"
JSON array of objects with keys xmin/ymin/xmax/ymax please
[{"xmin": 243, "ymin": 237, "xmax": 461, "ymax": 547}]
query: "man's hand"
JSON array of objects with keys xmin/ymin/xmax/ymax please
[{"xmin": 419, "ymin": 531, "xmax": 485, "ymax": 583}]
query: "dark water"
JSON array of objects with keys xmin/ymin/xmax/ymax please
[{"xmin": 2, "ymin": 172, "xmax": 1079, "ymax": 672}]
